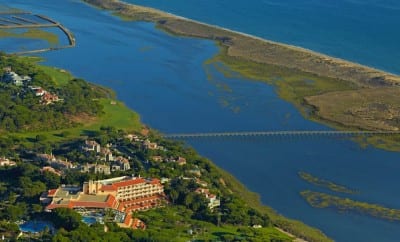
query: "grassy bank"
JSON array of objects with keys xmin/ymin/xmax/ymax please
[
  {"xmin": 215, "ymin": 167, "xmax": 332, "ymax": 242},
  {"xmin": 301, "ymin": 191, "xmax": 400, "ymax": 222},
  {"xmin": 206, "ymin": 46, "xmax": 357, "ymax": 114},
  {"xmin": 83, "ymin": 0, "xmax": 400, "ymax": 152},
  {"xmin": 6, "ymin": 0, "xmax": 397, "ymax": 240},
  {"xmin": 28, "ymin": 61, "xmax": 327, "ymax": 241},
  {"xmin": 84, "ymin": 0, "xmax": 400, "ymax": 87},
  {"xmin": 0, "ymin": 58, "xmax": 300, "ymax": 241},
  {"xmin": 298, "ymin": 172, "xmax": 358, "ymax": 194},
  {"xmin": 77, "ymin": 0, "xmax": 400, "ymax": 240},
  {"xmin": 136, "ymin": 206, "xmax": 293, "ymax": 242},
  {"xmin": 10, "ymin": 98, "xmax": 141, "ymax": 145},
  {"xmin": 3, "ymin": 58, "xmax": 141, "ymax": 146},
  {"xmin": 0, "ymin": 28, "xmax": 59, "ymax": 47}
]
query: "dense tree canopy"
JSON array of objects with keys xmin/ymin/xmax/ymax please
[{"xmin": 0, "ymin": 54, "xmax": 106, "ymax": 132}]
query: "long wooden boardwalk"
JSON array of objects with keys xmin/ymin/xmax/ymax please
[{"xmin": 163, "ymin": 130, "xmax": 400, "ymax": 139}]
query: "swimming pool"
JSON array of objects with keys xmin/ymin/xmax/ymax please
[
  {"xmin": 19, "ymin": 221, "xmax": 53, "ymax": 233},
  {"xmin": 82, "ymin": 216, "xmax": 97, "ymax": 225}
]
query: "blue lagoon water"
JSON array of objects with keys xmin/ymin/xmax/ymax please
[
  {"xmin": 0, "ymin": 38, "xmax": 49, "ymax": 53},
  {"xmin": 128, "ymin": 0, "xmax": 400, "ymax": 75},
  {"xmin": 1, "ymin": 1, "xmax": 400, "ymax": 241}
]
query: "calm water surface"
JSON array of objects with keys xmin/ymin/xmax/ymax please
[
  {"xmin": 0, "ymin": 38, "xmax": 48, "ymax": 53},
  {"xmin": 129, "ymin": 0, "xmax": 400, "ymax": 75},
  {"xmin": 1, "ymin": 1, "xmax": 400, "ymax": 241}
]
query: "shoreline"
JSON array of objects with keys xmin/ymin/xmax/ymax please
[
  {"xmin": 1, "ymin": 1, "xmax": 396, "ymax": 240},
  {"xmin": 79, "ymin": 0, "xmax": 400, "ymax": 240},
  {"xmin": 84, "ymin": 0, "xmax": 400, "ymax": 87},
  {"xmin": 87, "ymin": 0, "xmax": 400, "ymax": 141},
  {"xmin": 165, "ymin": 10, "xmax": 400, "ymax": 78}
]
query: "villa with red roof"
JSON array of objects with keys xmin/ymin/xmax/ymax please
[
  {"xmin": 195, "ymin": 188, "xmax": 220, "ymax": 210},
  {"xmin": 41, "ymin": 176, "xmax": 166, "ymax": 229}
]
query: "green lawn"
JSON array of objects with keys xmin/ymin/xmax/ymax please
[
  {"xmin": 9, "ymin": 99, "xmax": 141, "ymax": 146},
  {"xmin": 136, "ymin": 206, "xmax": 293, "ymax": 242},
  {"xmin": 37, "ymin": 65, "xmax": 74, "ymax": 86},
  {"xmin": 0, "ymin": 56, "xmax": 138, "ymax": 146}
]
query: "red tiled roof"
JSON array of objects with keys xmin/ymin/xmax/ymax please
[
  {"xmin": 195, "ymin": 188, "xmax": 209, "ymax": 194},
  {"xmin": 116, "ymin": 156, "xmax": 129, "ymax": 163},
  {"xmin": 150, "ymin": 179, "xmax": 161, "ymax": 185},
  {"xmin": 132, "ymin": 218, "xmax": 146, "ymax": 230},
  {"xmin": 48, "ymin": 189, "xmax": 58, "ymax": 197},
  {"xmin": 71, "ymin": 195, "xmax": 118, "ymax": 209},
  {"xmin": 46, "ymin": 202, "xmax": 72, "ymax": 210},
  {"xmin": 124, "ymin": 213, "xmax": 132, "ymax": 226},
  {"xmin": 113, "ymin": 178, "xmax": 147, "ymax": 188},
  {"xmin": 46, "ymin": 195, "xmax": 119, "ymax": 210},
  {"xmin": 106, "ymin": 195, "xmax": 118, "ymax": 208},
  {"xmin": 101, "ymin": 185, "xmax": 117, "ymax": 191}
]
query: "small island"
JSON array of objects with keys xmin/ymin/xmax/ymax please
[
  {"xmin": 301, "ymin": 191, "xmax": 400, "ymax": 222},
  {"xmin": 298, "ymin": 171, "xmax": 358, "ymax": 194}
]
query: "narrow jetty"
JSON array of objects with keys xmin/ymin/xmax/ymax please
[
  {"xmin": 12, "ymin": 16, "xmax": 38, "ymax": 24},
  {"xmin": 35, "ymin": 14, "xmax": 75, "ymax": 47},
  {"xmin": 0, "ymin": 23, "xmax": 57, "ymax": 29},
  {"xmin": 0, "ymin": 12, "xmax": 76, "ymax": 55},
  {"xmin": 163, "ymin": 130, "xmax": 400, "ymax": 139},
  {"xmin": 0, "ymin": 17, "xmax": 22, "ymax": 25},
  {"xmin": 0, "ymin": 11, "xmax": 31, "ymax": 15}
]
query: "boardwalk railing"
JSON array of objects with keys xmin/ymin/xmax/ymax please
[{"xmin": 163, "ymin": 130, "xmax": 400, "ymax": 139}]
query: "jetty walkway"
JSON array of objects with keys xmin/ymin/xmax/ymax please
[
  {"xmin": 0, "ymin": 23, "xmax": 58, "ymax": 28},
  {"xmin": 0, "ymin": 11, "xmax": 31, "ymax": 15},
  {"xmin": 0, "ymin": 12, "xmax": 75, "ymax": 55},
  {"xmin": 163, "ymin": 130, "xmax": 400, "ymax": 139}
]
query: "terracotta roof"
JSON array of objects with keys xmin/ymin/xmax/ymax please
[
  {"xmin": 101, "ymin": 185, "xmax": 117, "ymax": 191},
  {"xmin": 85, "ymin": 140, "xmax": 99, "ymax": 146},
  {"xmin": 46, "ymin": 202, "xmax": 72, "ymax": 210},
  {"xmin": 48, "ymin": 189, "xmax": 58, "ymax": 197},
  {"xmin": 116, "ymin": 156, "xmax": 129, "ymax": 163},
  {"xmin": 208, "ymin": 194, "xmax": 216, "ymax": 199},
  {"xmin": 195, "ymin": 188, "xmax": 209, "ymax": 194},
  {"xmin": 132, "ymin": 218, "xmax": 146, "ymax": 230},
  {"xmin": 46, "ymin": 195, "xmax": 119, "ymax": 211},
  {"xmin": 106, "ymin": 195, "xmax": 118, "ymax": 208},
  {"xmin": 150, "ymin": 179, "xmax": 161, "ymax": 185},
  {"xmin": 124, "ymin": 213, "xmax": 132, "ymax": 226},
  {"xmin": 177, "ymin": 157, "xmax": 186, "ymax": 164},
  {"xmin": 113, "ymin": 178, "xmax": 147, "ymax": 188}
]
